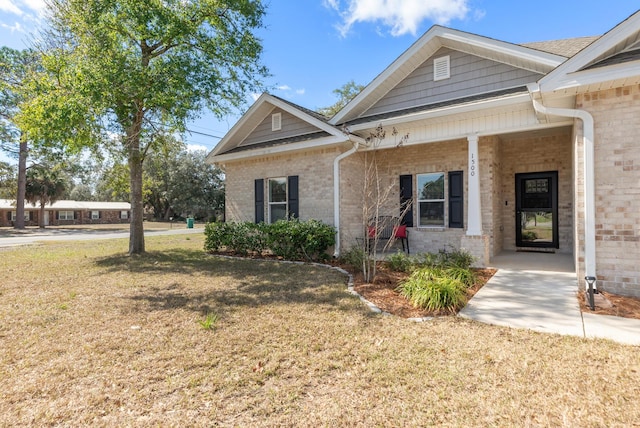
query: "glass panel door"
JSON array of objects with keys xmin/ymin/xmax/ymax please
[{"xmin": 515, "ymin": 172, "xmax": 559, "ymax": 248}]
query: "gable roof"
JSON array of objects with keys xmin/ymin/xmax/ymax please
[
  {"xmin": 207, "ymin": 93, "xmax": 351, "ymax": 163},
  {"xmin": 330, "ymin": 25, "xmax": 567, "ymax": 125},
  {"xmin": 537, "ymin": 10, "xmax": 640, "ymax": 94}
]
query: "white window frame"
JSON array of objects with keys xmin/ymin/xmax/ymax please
[
  {"xmin": 59, "ymin": 210, "xmax": 74, "ymax": 221},
  {"xmin": 417, "ymin": 172, "xmax": 446, "ymax": 228},
  {"xmin": 120, "ymin": 210, "xmax": 129, "ymax": 219},
  {"xmin": 91, "ymin": 210, "xmax": 100, "ymax": 220},
  {"xmin": 267, "ymin": 177, "xmax": 287, "ymax": 224},
  {"xmin": 10, "ymin": 211, "xmax": 30, "ymax": 222}
]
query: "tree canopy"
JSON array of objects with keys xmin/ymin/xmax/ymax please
[
  {"xmin": 19, "ymin": 0, "xmax": 268, "ymax": 253},
  {"xmin": 317, "ymin": 80, "xmax": 365, "ymax": 118}
]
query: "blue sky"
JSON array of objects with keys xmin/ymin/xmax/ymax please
[{"xmin": 0, "ymin": 1, "xmax": 638, "ymax": 155}]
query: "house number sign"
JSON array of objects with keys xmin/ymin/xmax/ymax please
[{"xmin": 470, "ymin": 153, "xmax": 476, "ymax": 177}]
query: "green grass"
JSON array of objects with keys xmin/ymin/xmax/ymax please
[{"xmin": 0, "ymin": 234, "xmax": 639, "ymax": 426}]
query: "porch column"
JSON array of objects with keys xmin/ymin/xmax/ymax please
[{"xmin": 466, "ymin": 135, "xmax": 482, "ymax": 236}]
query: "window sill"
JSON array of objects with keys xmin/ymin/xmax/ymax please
[{"xmin": 415, "ymin": 226, "xmax": 446, "ymax": 232}]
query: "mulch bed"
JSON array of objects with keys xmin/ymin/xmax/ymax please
[
  {"xmin": 577, "ymin": 289, "xmax": 640, "ymax": 320},
  {"xmin": 351, "ymin": 264, "xmax": 496, "ymax": 318},
  {"xmin": 208, "ymin": 250, "xmax": 640, "ymax": 321}
]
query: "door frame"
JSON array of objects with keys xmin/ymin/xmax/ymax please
[{"xmin": 515, "ymin": 171, "xmax": 559, "ymax": 249}]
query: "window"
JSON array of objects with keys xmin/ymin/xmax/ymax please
[
  {"xmin": 417, "ymin": 173, "xmax": 445, "ymax": 227},
  {"xmin": 272, "ymin": 112, "xmax": 282, "ymax": 131},
  {"xmin": 120, "ymin": 210, "xmax": 129, "ymax": 219},
  {"xmin": 433, "ymin": 55, "xmax": 450, "ymax": 81},
  {"xmin": 255, "ymin": 176, "xmax": 298, "ymax": 223},
  {"xmin": 59, "ymin": 211, "xmax": 74, "ymax": 220},
  {"xmin": 268, "ymin": 177, "xmax": 287, "ymax": 223},
  {"xmin": 10, "ymin": 211, "xmax": 30, "ymax": 221},
  {"xmin": 91, "ymin": 211, "xmax": 100, "ymax": 220}
]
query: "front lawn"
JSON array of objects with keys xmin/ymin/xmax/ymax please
[{"xmin": 1, "ymin": 235, "xmax": 639, "ymax": 426}]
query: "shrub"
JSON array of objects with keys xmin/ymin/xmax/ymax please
[
  {"xmin": 266, "ymin": 218, "xmax": 335, "ymax": 262},
  {"xmin": 204, "ymin": 221, "xmax": 266, "ymax": 255},
  {"xmin": 204, "ymin": 219, "xmax": 335, "ymax": 262},
  {"xmin": 386, "ymin": 251, "xmax": 416, "ymax": 273},
  {"xmin": 339, "ymin": 246, "xmax": 368, "ymax": 273},
  {"xmin": 397, "ymin": 267, "xmax": 468, "ymax": 312}
]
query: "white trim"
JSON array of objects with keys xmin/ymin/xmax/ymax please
[
  {"xmin": 207, "ymin": 93, "xmax": 350, "ymax": 162},
  {"xmin": 466, "ymin": 135, "xmax": 482, "ymax": 236},
  {"xmin": 539, "ymin": 11, "xmax": 640, "ymax": 93},
  {"xmin": 416, "ymin": 172, "xmax": 446, "ymax": 228},
  {"xmin": 346, "ymin": 91, "xmax": 531, "ymax": 132},
  {"xmin": 529, "ymin": 88, "xmax": 596, "ymax": 288},
  {"xmin": 210, "ymin": 135, "xmax": 351, "ymax": 164},
  {"xmin": 330, "ymin": 26, "xmax": 565, "ymax": 125}
]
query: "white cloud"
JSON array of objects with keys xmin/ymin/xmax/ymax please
[
  {"xmin": 295, "ymin": 89, "xmax": 306, "ymax": 95},
  {"xmin": 276, "ymin": 84, "xmax": 292, "ymax": 91},
  {"xmin": 327, "ymin": 0, "xmax": 471, "ymax": 37},
  {"xmin": 20, "ymin": 0, "xmax": 47, "ymax": 14},
  {"xmin": 0, "ymin": 1, "xmax": 24, "ymax": 16},
  {"xmin": 0, "ymin": 21, "xmax": 24, "ymax": 33}
]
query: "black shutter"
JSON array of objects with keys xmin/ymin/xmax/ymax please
[
  {"xmin": 7, "ymin": 211, "xmax": 11, "ymax": 221},
  {"xmin": 74, "ymin": 211, "xmax": 78, "ymax": 220},
  {"xmin": 448, "ymin": 170, "xmax": 464, "ymax": 229},
  {"xmin": 287, "ymin": 175, "xmax": 299, "ymax": 219},
  {"xmin": 254, "ymin": 179, "xmax": 264, "ymax": 223},
  {"xmin": 399, "ymin": 174, "xmax": 413, "ymax": 227},
  {"xmin": 55, "ymin": 211, "xmax": 59, "ymax": 220},
  {"xmin": 28, "ymin": 211, "xmax": 32, "ymax": 221}
]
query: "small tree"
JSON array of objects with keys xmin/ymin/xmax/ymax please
[
  {"xmin": 25, "ymin": 165, "xmax": 67, "ymax": 228},
  {"xmin": 358, "ymin": 124, "xmax": 410, "ymax": 283}
]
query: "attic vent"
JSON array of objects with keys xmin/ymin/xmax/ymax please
[
  {"xmin": 272, "ymin": 112, "xmax": 282, "ymax": 131},
  {"xmin": 433, "ymin": 55, "xmax": 450, "ymax": 81}
]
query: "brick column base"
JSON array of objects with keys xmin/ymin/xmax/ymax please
[{"xmin": 460, "ymin": 235, "xmax": 490, "ymax": 268}]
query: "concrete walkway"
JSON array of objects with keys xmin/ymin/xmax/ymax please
[{"xmin": 459, "ymin": 252, "xmax": 640, "ymax": 346}]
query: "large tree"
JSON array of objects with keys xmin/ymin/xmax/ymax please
[
  {"xmin": 21, "ymin": 0, "xmax": 268, "ymax": 253},
  {"xmin": 0, "ymin": 47, "xmax": 41, "ymax": 229}
]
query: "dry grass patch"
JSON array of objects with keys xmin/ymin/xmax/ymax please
[{"xmin": 1, "ymin": 234, "xmax": 639, "ymax": 426}]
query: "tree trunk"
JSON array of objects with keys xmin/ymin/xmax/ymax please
[
  {"xmin": 39, "ymin": 202, "xmax": 46, "ymax": 229},
  {"xmin": 128, "ymin": 142, "xmax": 145, "ymax": 255},
  {"xmin": 14, "ymin": 133, "xmax": 27, "ymax": 229},
  {"xmin": 127, "ymin": 106, "xmax": 146, "ymax": 255}
]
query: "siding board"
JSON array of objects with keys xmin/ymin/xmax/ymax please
[
  {"xmin": 365, "ymin": 47, "xmax": 543, "ymax": 117},
  {"xmin": 242, "ymin": 108, "xmax": 319, "ymax": 146}
]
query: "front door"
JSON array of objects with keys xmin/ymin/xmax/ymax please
[{"xmin": 515, "ymin": 171, "xmax": 559, "ymax": 249}]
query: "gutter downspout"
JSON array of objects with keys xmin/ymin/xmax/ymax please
[
  {"xmin": 333, "ymin": 141, "xmax": 360, "ymax": 257},
  {"xmin": 528, "ymin": 83, "xmax": 597, "ymax": 291}
]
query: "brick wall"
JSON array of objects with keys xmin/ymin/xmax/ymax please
[
  {"xmin": 223, "ymin": 146, "xmax": 342, "ymax": 226},
  {"xmin": 577, "ymin": 84, "xmax": 640, "ymax": 297},
  {"xmin": 499, "ymin": 130, "xmax": 573, "ymax": 253},
  {"xmin": 339, "ymin": 139, "xmax": 473, "ymax": 255}
]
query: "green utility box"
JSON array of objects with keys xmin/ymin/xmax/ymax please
[{"xmin": 187, "ymin": 218, "xmax": 194, "ymax": 229}]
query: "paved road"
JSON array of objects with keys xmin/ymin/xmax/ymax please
[{"xmin": 0, "ymin": 227, "xmax": 203, "ymax": 248}]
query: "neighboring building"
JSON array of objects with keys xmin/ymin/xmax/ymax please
[
  {"xmin": 0, "ymin": 200, "xmax": 131, "ymax": 227},
  {"xmin": 207, "ymin": 12, "xmax": 640, "ymax": 297}
]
